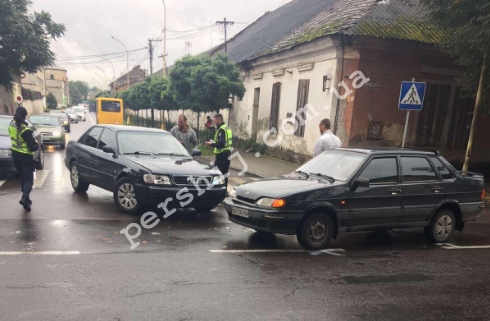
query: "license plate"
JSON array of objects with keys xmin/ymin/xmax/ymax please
[
  {"xmin": 42, "ymin": 137, "xmax": 50, "ymax": 141},
  {"xmin": 232, "ymin": 207, "xmax": 249, "ymax": 218}
]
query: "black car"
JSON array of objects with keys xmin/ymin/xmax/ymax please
[
  {"xmin": 224, "ymin": 148, "xmax": 486, "ymax": 250},
  {"xmin": 50, "ymin": 110, "xmax": 70, "ymax": 132},
  {"xmin": 0, "ymin": 114, "xmax": 44, "ymax": 177},
  {"xmin": 64, "ymin": 125, "xmax": 227, "ymax": 214}
]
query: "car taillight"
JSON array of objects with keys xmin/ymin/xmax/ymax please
[{"xmin": 482, "ymin": 189, "xmax": 486, "ymax": 201}]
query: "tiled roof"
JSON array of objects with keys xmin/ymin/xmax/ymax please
[{"xmin": 244, "ymin": 0, "xmax": 450, "ymax": 61}]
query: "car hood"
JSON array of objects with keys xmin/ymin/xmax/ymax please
[
  {"xmin": 0, "ymin": 135, "xmax": 10, "ymax": 150},
  {"xmin": 34, "ymin": 125, "xmax": 61, "ymax": 133},
  {"xmin": 123, "ymin": 155, "xmax": 220, "ymax": 176},
  {"xmin": 234, "ymin": 175, "xmax": 342, "ymax": 200}
]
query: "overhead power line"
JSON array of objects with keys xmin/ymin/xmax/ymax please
[{"xmin": 56, "ymin": 47, "xmax": 147, "ymax": 61}]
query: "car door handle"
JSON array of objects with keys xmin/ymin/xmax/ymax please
[
  {"xmin": 389, "ymin": 188, "xmax": 402, "ymax": 195},
  {"xmin": 432, "ymin": 186, "xmax": 445, "ymax": 193}
]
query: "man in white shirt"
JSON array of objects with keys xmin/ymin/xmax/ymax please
[{"xmin": 313, "ymin": 119, "xmax": 342, "ymax": 157}]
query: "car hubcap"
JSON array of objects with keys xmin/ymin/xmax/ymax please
[
  {"xmin": 435, "ymin": 215, "xmax": 453, "ymax": 239},
  {"xmin": 118, "ymin": 183, "xmax": 137, "ymax": 210},
  {"xmin": 308, "ymin": 220, "xmax": 327, "ymax": 244},
  {"xmin": 71, "ymin": 166, "xmax": 79, "ymax": 187}
]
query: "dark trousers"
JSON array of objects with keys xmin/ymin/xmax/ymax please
[
  {"xmin": 215, "ymin": 151, "xmax": 231, "ymax": 186},
  {"xmin": 12, "ymin": 154, "xmax": 35, "ymax": 200}
]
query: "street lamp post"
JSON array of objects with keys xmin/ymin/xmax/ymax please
[
  {"xmin": 95, "ymin": 72, "xmax": 104, "ymax": 92},
  {"xmin": 101, "ymin": 57, "xmax": 116, "ymax": 94},
  {"xmin": 162, "ymin": 0, "xmax": 167, "ymax": 78},
  {"xmin": 111, "ymin": 36, "xmax": 130, "ymax": 90},
  {"xmin": 92, "ymin": 78, "xmax": 102, "ymax": 89},
  {"xmin": 96, "ymin": 67, "xmax": 107, "ymax": 91}
]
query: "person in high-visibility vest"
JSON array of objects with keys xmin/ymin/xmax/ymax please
[
  {"xmin": 8, "ymin": 107, "xmax": 39, "ymax": 211},
  {"xmin": 205, "ymin": 113, "xmax": 233, "ymax": 186}
]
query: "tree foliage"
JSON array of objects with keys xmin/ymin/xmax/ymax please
[
  {"xmin": 168, "ymin": 54, "xmax": 245, "ymax": 115},
  {"xmin": 69, "ymin": 81, "xmax": 89, "ymax": 105},
  {"xmin": 420, "ymin": 0, "xmax": 490, "ymax": 107},
  {"xmin": 0, "ymin": 0, "xmax": 65, "ymax": 90},
  {"xmin": 46, "ymin": 92, "xmax": 57, "ymax": 109}
]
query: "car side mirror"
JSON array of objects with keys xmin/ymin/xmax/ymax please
[
  {"xmin": 355, "ymin": 177, "xmax": 370, "ymax": 188},
  {"xmin": 191, "ymin": 149, "xmax": 202, "ymax": 157},
  {"xmin": 103, "ymin": 145, "xmax": 116, "ymax": 155}
]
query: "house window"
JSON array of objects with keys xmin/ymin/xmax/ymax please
[
  {"xmin": 295, "ymin": 79, "xmax": 310, "ymax": 137},
  {"xmin": 50, "ymin": 74, "xmax": 54, "ymax": 80},
  {"xmin": 270, "ymin": 82, "xmax": 281, "ymax": 130}
]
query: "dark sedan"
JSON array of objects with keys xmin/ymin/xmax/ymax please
[
  {"xmin": 0, "ymin": 114, "xmax": 44, "ymax": 177},
  {"xmin": 64, "ymin": 125, "xmax": 227, "ymax": 214},
  {"xmin": 224, "ymin": 148, "xmax": 486, "ymax": 250},
  {"xmin": 50, "ymin": 110, "xmax": 70, "ymax": 132}
]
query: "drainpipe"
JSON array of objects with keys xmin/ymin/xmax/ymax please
[{"xmin": 333, "ymin": 35, "xmax": 345, "ymax": 135}]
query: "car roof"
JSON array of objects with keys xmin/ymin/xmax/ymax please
[
  {"xmin": 0, "ymin": 114, "xmax": 13, "ymax": 118},
  {"xmin": 30, "ymin": 113, "xmax": 60, "ymax": 118},
  {"xmin": 94, "ymin": 124, "xmax": 170, "ymax": 134},
  {"xmin": 337, "ymin": 147, "xmax": 440, "ymax": 156}
]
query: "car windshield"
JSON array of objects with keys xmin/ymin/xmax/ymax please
[
  {"xmin": 29, "ymin": 115, "xmax": 60, "ymax": 126},
  {"xmin": 118, "ymin": 131, "xmax": 190, "ymax": 156},
  {"xmin": 297, "ymin": 150, "xmax": 367, "ymax": 182},
  {"xmin": 50, "ymin": 110, "xmax": 61, "ymax": 114},
  {"xmin": 73, "ymin": 107, "xmax": 84, "ymax": 113},
  {"xmin": 66, "ymin": 109, "xmax": 75, "ymax": 115},
  {"xmin": 0, "ymin": 117, "xmax": 12, "ymax": 136},
  {"xmin": 57, "ymin": 113, "xmax": 68, "ymax": 119}
]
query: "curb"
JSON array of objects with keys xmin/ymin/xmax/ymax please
[{"xmin": 196, "ymin": 156, "xmax": 264, "ymax": 179}]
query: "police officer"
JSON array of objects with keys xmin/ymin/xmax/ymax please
[
  {"xmin": 9, "ymin": 107, "xmax": 39, "ymax": 211},
  {"xmin": 205, "ymin": 113, "xmax": 232, "ymax": 186}
]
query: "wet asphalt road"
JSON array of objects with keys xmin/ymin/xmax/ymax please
[{"xmin": 0, "ymin": 114, "xmax": 489, "ymax": 321}]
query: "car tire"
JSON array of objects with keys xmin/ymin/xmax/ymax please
[
  {"xmin": 296, "ymin": 212, "xmax": 334, "ymax": 250},
  {"xmin": 113, "ymin": 177, "xmax": 141, "ymax": 214},
  {"xmin": 70, "ymin": 162, "xmax": 89, "ymax": 193},
  {"xmin": 425, "ymin": 209, "xmax": 456, "ymax": 243},
  {"xmin": 35, "ymin": 148, "xmax": 44, "ymax": 170}
]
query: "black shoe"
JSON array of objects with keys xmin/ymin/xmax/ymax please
[{"xmin": 19, "ymin": 197, "xmax": 31, "ymax": 211}]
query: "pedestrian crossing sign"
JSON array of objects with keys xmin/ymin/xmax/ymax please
[{"xmin": 398, "ymin": 81, "xmax": 426, "ymax": 111}]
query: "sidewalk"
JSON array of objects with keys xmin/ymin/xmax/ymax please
[{"xmin": 199, "ymin": 147, "xmax": 299, "ymax": 178}]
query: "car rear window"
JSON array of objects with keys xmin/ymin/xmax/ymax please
[
  {"xmin": 431, "ymin": 157, "xmax": 454, "ymax": 180},
  {"xmin": 401, "ymin": 157, "xmax": 437, "ymax": 182}
]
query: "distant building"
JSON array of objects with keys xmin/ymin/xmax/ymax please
[
  {"xmin": 44, "ymin": 66, "xmax": 70, "ymax": 107},
  {"xmin": 109, "ymin": 65, "xmax": 146, "ymax": 93}
]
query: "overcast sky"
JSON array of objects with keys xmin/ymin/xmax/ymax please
[{"xmin": 31, "ymin": 0, "xmax": 291, "ymax": 89}]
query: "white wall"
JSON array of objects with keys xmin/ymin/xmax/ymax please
[
  {"xmin": 22, "ymin": 99, "xmax": 44, "ymax": 115},
  {"xmin": 231, "ymin": 37, "xmax": 341, "ymax": 156}
]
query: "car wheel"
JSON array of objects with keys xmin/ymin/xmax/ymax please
[
  {"xmin": 296, "ymin": 212, "xmax": 334, "ymax": 250},
  {"xmin": 35, "ymin": 148, "xmax": 44, "ymax": 170},
  {"xmin": 114, "ymin": 177, "xmax": 141, "ymax": 214},
  {"xmin": 425, "ymin": 209, "xmax": 456, "ymax": 243},
  {"xmin": 70, "ymin": 162, "xmax": 89, "ymax": 193}
]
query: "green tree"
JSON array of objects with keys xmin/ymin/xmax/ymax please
[
  {"xmin": 168, "ymin": 54, "xmax": 245, "ymax": 128},
  {"xmin": 0, "ymin": 0, "xmax": 65, "ymax": 90},
  {"xmin": 419, "ymin": 0, "xmax": 490, "ymax": 171},
  {"xmin": 46, "ymin": 92, "xmax": 57, "ymax": 109},
  {"xmin": 69, "ymin": 81, "xmax": 89, "ymax": 105}
]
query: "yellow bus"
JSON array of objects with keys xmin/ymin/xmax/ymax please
[{"xmin": 96, "ymin": 98, "xmax": 124, "ymax": 125}]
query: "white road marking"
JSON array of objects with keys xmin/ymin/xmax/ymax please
[
  {"xmin": 229, "ymin": 177, "xmax": 246, "ymax": 185},
  {"xmin": 89, "ymin": 113, "xmax": 96, "ymax": 125},
  {"xmin": 442, "ymin": 245, "xmax": 490, "ymax": 250},
  {"xmin": 0, "ymin": 180, "xmax": 5, "ymax": 188},
  {"xmin": 33, "ymin": 170, "xmax": 49, "ymax": 188},
  {"xmin": 0, "ymin": 251, "xmax": 80, "ymax": 256}
]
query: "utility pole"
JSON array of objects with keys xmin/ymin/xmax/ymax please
[
  {"xmin": 185, "ymin": 41, "xmax": 192, "ymax": 55},
  {"xmin": 149, "ymin": 39, "xmax": 154, "ymax": 76},
  {"xmin": 216, "ymin": 18, "xmax": 234, "ymax": 54}
]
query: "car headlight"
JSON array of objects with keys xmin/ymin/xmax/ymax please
[
  {"xmin": 256, "ymin": 198, "xmax": 286, "ymax": 208},
  {"xmin": 212, "ymin": 176, "xmax": 225, "ymax": 185},
  {"xmin": 229, "ymin": 189, "xmax": 237, "ymax": 198},
  {"xmin": 143, "ymin": 174, "xmax": 172, "ymax": 185},
  {"xmin": 52, "ymin": 131, "xmax": 61, "ymax": 136},
  {"xmin": 0, "ymin": 149, "xmax": 11, "ymax": 157}
]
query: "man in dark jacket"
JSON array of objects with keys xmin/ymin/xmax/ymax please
[{"xmin": 8, "ymin": 107, "xmax": 39, "ymax": 210}]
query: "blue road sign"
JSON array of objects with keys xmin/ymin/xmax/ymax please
[{"xmin": 398, "ymin": 81, "xmax": 427, "ymax": 111}]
